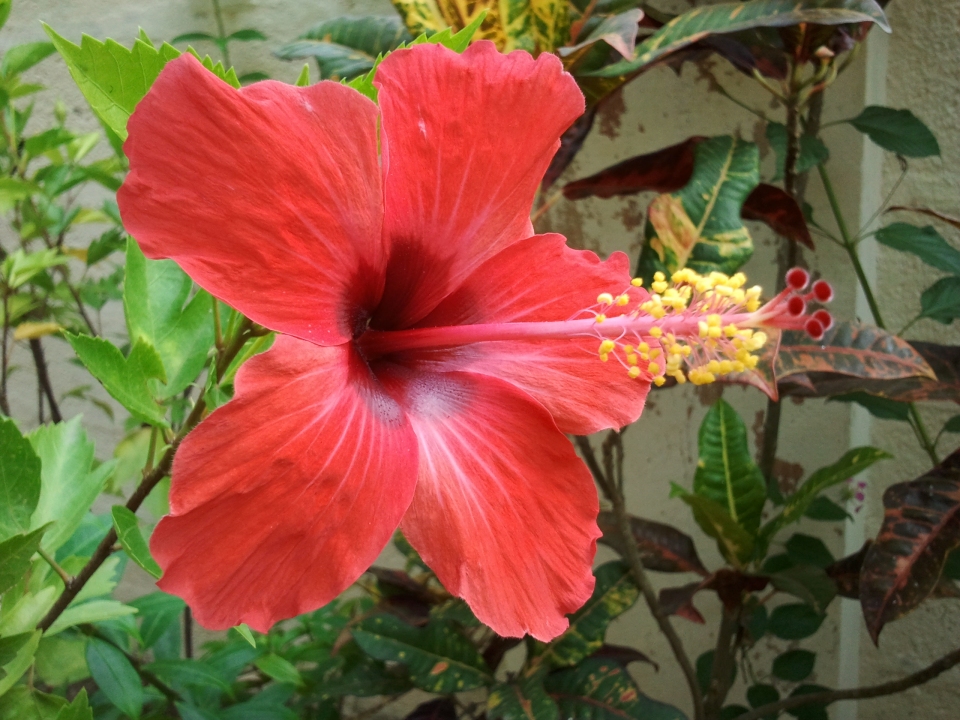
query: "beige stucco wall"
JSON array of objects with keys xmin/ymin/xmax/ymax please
[{"xmin": 3, "ymin": 0, "xmax": 958, "ymax": 718}]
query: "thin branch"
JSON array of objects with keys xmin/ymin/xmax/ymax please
[
  {"xmin": 38, "ymin": 547, "xmax": 71, "ymax": 584},
  {"xmin": 28, "ymin": 337, "xmax": 62, "ymax": 422},
  {"xmin": 576, "ymin": 434, "xmax": 705, "ymax": 720},
  {"xmin": 734, "ymin": 646, "xmax": 960, "ymax": 720},
  {"xmin": 37, "ymin": 319, "xmax": 254, "ymax": 632}
]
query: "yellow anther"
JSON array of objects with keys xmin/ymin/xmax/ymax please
[
  {"xmin": 628, "ymin": 366, "xmax": 642, "ymax": 378},
  {"xmin": 623, "ymin": 344, "xmax": 634, "ymax": 353},
  {"xmin": 652, "ymin": 281, "xmax": 668, "ymax": 294},
  {"xmin": 707, "ymin": 360, "xmax": 721, "ymax": 373},
  {"xmin": 669, "ymin": 344, "xmax": 683, "ymax": 355},
  {"xmin": 650, "ymin": 305, "xmax": 667, "ymax": 319},
  {"xmin": 654, "ymin": 271, "xmax": 666, "ymax": 282},
  {"xmin": 616, "ymin": 294, "xmax": 630, "ymax": 306},
  {"xmin": 707, "ymin": 314, "xmax": 722, "ymax": 327},
  {"xmin": 631, "ymin": 277, "xmax": 643, "ymax": 287},
  {"xmin": 653, "ymin": 376, "xmax": 666, "ymax": 387},
  {"xmin": 649, "ymin": 327, "xmax": 663, "ymax": 338},
  {"xmin": 752, "ymin": 331, "xmax": 768, "ymax": 348},
  {"xmin": 673, "ymin": 372, "xmax": 687, "ymax": 384},
  {"xmin": 733, "ymin": 360, "xmax": 745, "ymax": 372},
  {"xmin": 746, "ymin": 355, "xmax": 759, "ymax": 369},
  {"xmin": 650, "ymin": 348, "xmax": 662, "ymax": 359},
  {"xmin": 595, "ymin": 314, "xmax": 606, "ymax": 323},
  {"xmin": 730, "ymin": 272, "xmax": 746, "ymax": 289},
  {"xmin": 746, "ymin": 299, "xmax": 761, "ymax": 312},
  {"xmin": 600, "ymin": 353, "xmax": 609, "ymax": 362},
  {"xmin": 597, "ymin": 293, "xmax": 614, "ymax": 305},
  {"xmin": 719, "ymin": 360, "xmax": 734, "ymax": 375},
  {"xmin": 708, "ymin": 326, "xmax": 723, "ymax": 339},
  {"xmin": 724, "ymin": 324, "xmax": 739, "ymax": 338},
  {"xmin": 698, "ymin": 321, "xmax": 709, "ymax": 338},
  {"xmin": 648, "ymin": 361, "xmax": 661, "ymax": 375},
  {"xmin": 599, "ymin": 339, "xmax": 616, "ymax": 354},
  {"xmin": 682, "ymin": 345, "xmax": 692, "ymax": 357},
  {"xmin": 627, "ymin": 354, "xmax": 639, "ymax": 365},
  {"xmin": 638, "ymin": 342, "xmax": 650, "ymax": 353}
]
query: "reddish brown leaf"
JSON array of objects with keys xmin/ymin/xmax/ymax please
[
  {"xmin": 659, "ymin": 581, "xmax": 706, "ymax": 623},
  {"xmin": 597, "ymin": 510, "xmax": 709, "ymax": 575},
  {"xmin": 860, "ymin": 449, "xmax": 960, "ymax": 644},
  {"xmin": 742, "ymin": 183, "xmax": 814, "ymax": 249},
  {"xmin": 778, "ymin": 341, "xmax": 960, "ymax": 405},
  {"xmin": 591, "ymin": 643, "xmax": 659, "ymax": 671},
  {"xmin": 482, "ymin": 636, "xmax": 522, "ymax": 672},
  {"xmin": 542, "ymin": 106, "xmax": 598, "ymax": 192},
  {"xmin": 659, "ymin": 569, "xmax": 769, "ymax": 622},
  {"xmin": 774, "ymin": 321, "xmax": 936, "ymax": 382},
  {"xmin": 562, "ymin": 137, "xmax": 706, "ymax": 200},
  {"xmin": 404, "ymin": 698, "xmax": 457, "ymax": 720},
  {"xmin": 825, "ymin": 541, "xmax": 872, "ymax": 599}
]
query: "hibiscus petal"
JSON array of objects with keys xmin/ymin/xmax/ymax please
[
  {"xmin": 411, "ymin": 234, "xmax": 650, "ymax": 434},
  {"xmin": 373, "ymin": 41, "xmax": 584, "ymax": 329},
  {"xmin": 118, "ymin": 54, "xmax": 384, "ymax": 345},
  {"xmin": 151, "ymin": 336, "xmax": 418, "ymax": 632},
  {"xmin": 381, "ymin": 368, "xmax": 599, "ymax": 641}
]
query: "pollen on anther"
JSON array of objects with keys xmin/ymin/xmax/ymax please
[
  {"xmin": 631, "ymin": 278, "xmax": 643, "ymax": 287},
  {"xmin": 595, "ymin": 314, "xmax": 606, "ymax": 323},
  {"xmin": 597, "ymin": 293, "xmax": 614, "ymax": 305}
]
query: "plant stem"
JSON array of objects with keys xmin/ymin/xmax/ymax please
[
  {"xmin": 703, "ymin": 606, "xmax": 740, "ymax": 719},
  {"xmin": 184, "ymin": 606, "xmax": 194, "ymax": 659},
  {"xmin": 734, "ymin": 645, "xmax": 960, "ymax": 720},
  {"xmin": 211, "ymin": 0, "xmax": 231, "ymax": 67},
  {"xmin": 0, "ymin": 292, "xmax": 10, "ymax": 416},
  {"xmin": 818, "ymin": 163, "xmax": 940, "ymax": 466},
  {"xmin": 37, "ymin": 318, "xmax": 255, "ymax": 633},
  {"xmin": 576, "ymin": 434, "xmax": 705, "ymax": 720},
  {"xmin": 28, "ymin": 337, "xmax": 62, "ymax": 422},
  {"xmin": 38, "ymin": 547, "xmax": 71, "ymax": 585}
]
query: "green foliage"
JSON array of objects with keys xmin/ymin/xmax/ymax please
[
  {"xmin": 353, "ymin": 615, "xmax": 493, "ymax": 693},
  {"xmin": 693, "ymin": 399, "xmax": 767, "ymax": 535},
  {"xmin": 488, "ymin": 674, "xmax": 559, "ymax": 720},
  {"xmin": 848, "ymin": 106, "xmax": 940, "ymax": 158},
  {"xmin": 0, "ymin": 418, "xmax": 41, "ymax": 541},
  {"xmin": 919, "ymin": 276, "xmax": 960, "ymax": 324},
  {"xmin": 591, "ymin": 0, "xmax": 889, "ymax": 78},
  {"xmin": 1, "ymin": 42, "xmax": 56, "ymax": 77},
  {"xmin": 875, "ymin": 223, "xmax": 960, "ymax": 275},
  {"xmin": 111, "ymin": 506, "xmax": 162, "ymax": 579},
  {"xmin": 28, "ymin": 417, "xmax": 114, "ymax": 552},
  {"xmin": 759, "ymin": 447, "xmax": 890, "ymax": 546},
  {"xmin": 772, "ymin": 649, "xmax": 816, "ymax": 682},
  {"xmin": 768, "ymin": 603, "xmax": 824, "ymax": 640},
  {"xmin": 534, "ymin": 561, "xmax": 639, "ymax": 669},
  {"xmin": 637, "ymin": 136, "xmax": 760, "ymax": 282},
  {"xmin": 545, "ymin": 658, "xmax": 687, "ymax": 720},
  {"xmin": 274, "ymin": 15, "xmax": 413, "ymax": 80},
  {"xmin": 85, "ymin": 637, "xmax": 143, "ymax": 718},
  {"xmin": 65, "ymin": 334, "xmax": 169, "ymax": 426},
  {"xmin": 0, "ymin": 527, "xmax": 47, "ymax": 596},
  {"xmin": 674, "ymin": 485, "xmax": 756, "ymax": 565},
  {"xmin": 124, "ymin": 239, "xmax": 215, "ymax": 398},
  {"xmin": 766, "ymin": 122, "xmax": 830, "ymax": 181},
  {"xmin": 829, "ymin": 391, "xmax": 910, "ymax": 421}
]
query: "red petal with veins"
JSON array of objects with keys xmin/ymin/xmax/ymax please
[
  {"xmin": 119, "ymin": 54, "xmax": 384, "ymax": 345},
  {"xmin": 373, "ymin": 41, "xmax": 584, "ymax": 329},
  {"xmin": 382, "ymin": 368, "xmax": 599, "ymax": 641},
  {"xmin": 151, "ymin": 336, "xmax": 418, "ymax": 632},
  {"xmin": 410, "ymin": 234, "xmax": 650, "ymax": 433}
]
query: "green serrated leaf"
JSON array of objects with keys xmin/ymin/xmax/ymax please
[
  {"xmin": 848, "ymin": 106, "xmax": 940, "ymax": 158},
  {"xmin": 0, "ymin": 631, "xmax": 41, "ymax": 698},
  {"xmin": 29, "ymin": 417, "xmax": 116, "ymax": 551},
  {"xmin": 875, "ymin": 223, "xmax": 960, "ymax": 275},
  {"xmin": 590, "ymin": 0, "xmax": 889, "ymax": 78},
  {"xmin": 353, "ymin": 615, "xmax": 492, "ymax": 693},
  {"xmin": 54, "ymin": 688, "xmax": 92, "ymax": 720},
  {"xmin": 919, "ymin": 277, "xmax": 960, "ymax": 325},
  {"xmin": 674, "ymin": 485, "xmax": 755, "ymax": 566},
  {"xmin": 47, "ymin": 599, "xmax": 137, "ymax": 636},
  {"xmin": 1, "ymin": 42, "xmax": 56, "ymax": 77},
  {"xmin": 759, "ymin": 447, "xmax": 890, "ymax": 547},
  {"xmin": 0, "ymin": 526, "xmax": 47, "ymax": 596},
  {"xmin": 124, "ymin": 238, "xmax": 215, "ymax": 399},
  {"xmin": 534, "ymin": 561, "xmax": 638, "ymax": 669},
  {"xmin": 43, "ymin": 25, "xmax": 181, "ymax": 140},
  {"xmin": 1, "ymin": 248, "xmax": 65, "ymax": 288},
  {"xmin": 545, "ymin": 657, "xmax": 687, "ymax": 720},
  {"xmin": 0, "ymin": 418, "xmax": 42, "ymax": 542},
  {"xmin": 637, "ymin": 136, "xmax": 760, "ymax": 281},
  {"xmin": 693, "ymin": 399, "xmax": 766, "ymax": 534},
  {"xmin": 111, "ymin": 506, "xmax": 161, "ymax": 579},
  {"xmin": 66, "ymin": 333, "xmax": 169, "ymax": 426},
  {"xmin": 129, "ymin": 592, "xmax": 184, "ymax": 649}
]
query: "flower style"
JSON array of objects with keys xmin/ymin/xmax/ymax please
[{"xmin": 118, "ymin": 42, "xmax": 653, "ymax": 641}]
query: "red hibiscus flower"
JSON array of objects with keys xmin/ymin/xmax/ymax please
[{"xmin": 118, "ymin": 42, "xmax": 652, "ymax": 640}]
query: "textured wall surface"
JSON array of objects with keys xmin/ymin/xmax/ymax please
[{"xmin": 2, "ymin": 0, "xmax": 957, "ymax": 717}]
